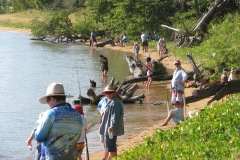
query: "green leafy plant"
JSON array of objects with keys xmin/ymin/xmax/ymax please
[{"xmin": 117, "ymin": 93, "xmax": 240, "ymax": 159}]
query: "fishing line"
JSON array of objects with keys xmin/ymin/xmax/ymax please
[
  {"xmin": 165, "ymin": 73, "xmax": 170, "ymax": 114},
  {"xmin": 72, "ymin": 59, "xmax": 90, "ymax": 159}
]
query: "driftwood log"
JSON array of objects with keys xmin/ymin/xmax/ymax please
[
  {"xmin": 125, "ymin": 55, "xmax": 194, "ymax": 84},
  {"xmin": 125, "ymin": 55, "xmax": 168, "ymax": 76},
  {"xmin": 86, "ymin": 77, "xmax": 145, "ymax": 104},
  {"xmin": 185, "ymin": 80, "xmax": 240, "ymax": 105},
  {"xmin": 96, "ymin": 38, "xmax": 115, "ymax": 47}
]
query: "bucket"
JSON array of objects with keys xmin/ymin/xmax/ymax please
[{"xmin": 188, "ymin": 110, "xmax": 198, "ymax": 118}]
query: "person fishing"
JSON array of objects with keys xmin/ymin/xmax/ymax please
[
  {"xmin": 34, "ymin": 82, "xmax": 83, "ymax": 160},
  {"xmin": 171, "ymin": 60, "xmax": 188, "ymax": 108}
]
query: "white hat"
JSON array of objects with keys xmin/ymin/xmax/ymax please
[{"xmin": 39, "ymin": 82, "xmax": 74, "ymax": 104}]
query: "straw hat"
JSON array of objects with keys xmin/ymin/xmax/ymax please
[
  {"xmin": 39, "ymin": 82, "xmax": 74, "ymax": 104},
  {"xmin": 101, "ymin": 85, "xmax": 116, "ymax": 95}
]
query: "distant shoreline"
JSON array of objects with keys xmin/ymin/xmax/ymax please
[{"xmin": 0, "ymin": 26, "xmax": 31, "ymax": 34}]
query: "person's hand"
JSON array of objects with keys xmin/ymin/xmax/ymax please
[
  {"xmin": 108, "ymin": 127, "xmax": 114, "ymax": 133},
  {"xmin": 26, "ymin": 140, "xmax": 32, "ymax": 151}
]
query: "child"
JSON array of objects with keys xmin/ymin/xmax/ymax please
[
  {"xmin": 221, "ymin": 68, "xmax": 229, "ymax": 83},
  {"xmin": 73, "ymin": 100, "xmax": 87, "ymax": 160},
  {"xmin": 161, "ymin": 101, "xmax": 184, "ymax": 126},
  {"xmin": 151, "ymin": 59, "xmax": 158, "ymax": 75},
  {"xmin": 26, "ymin": 112, "xmax": 45, "ymax": 160},
  {"xmin": 221, "ymin": 68, "xmax": 229, "ymax": 102},
  {"xmin": 228, "ymin": 67, "xmax": 237, "ymax": 81},
  {"xmin": 145, "ymin": 57, "xmax": 153, "ymax": 90},
  {"xmin": 134, "ymin": 42, "xmax": 140, "ymax": 61}
]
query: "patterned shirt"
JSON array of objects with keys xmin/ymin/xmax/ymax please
[{"xmin": 34, "ymin": 103, "xmax": 83, "ymax": 160}]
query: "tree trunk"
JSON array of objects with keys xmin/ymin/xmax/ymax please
[{"xmin": 192, "ymin": 0, "xmax": 229, "ymax": 33}]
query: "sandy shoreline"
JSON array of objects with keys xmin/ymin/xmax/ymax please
[
  {"xmin": 88, "ymin": 43, "xmax": 213, "ymax": 159},
  {"xmin": 0, "ymin": 27, "xmax": 212, "ymax": 159}
]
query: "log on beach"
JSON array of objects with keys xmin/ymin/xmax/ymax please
[{"xmin": 185, "ymin": 80, "xmax": 240, "ymax": 105}]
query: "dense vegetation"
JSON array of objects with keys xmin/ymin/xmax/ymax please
[{"xmin": 117, "ymin": 93, "xmax": 240, "ymax": 159}]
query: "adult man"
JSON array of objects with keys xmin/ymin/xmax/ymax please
[
  {"xmin": 91, "ymin": 29, "xmax": 97, "ymax": 47},
  {"xmin": 140, "ymin": 31, "xmax": 149, "ymax": 53},
  {"xmin": 99, "ymin": 85, "xmax": 124, "ymax": 159},
  {"xmin": 171, "ymin": 60, "xmax": 188, "ymax": 108},
  {"xmin": 34, "ymin": 82, "xmax": 83, "ymax": 160},
  {"xmin": 161, "ymin": 101, "xmax": 184, "ymax": 126}
]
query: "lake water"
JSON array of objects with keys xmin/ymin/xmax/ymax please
[{"xmin": 0, "ymin": 30, "xmax": 171, "ymax": 160}]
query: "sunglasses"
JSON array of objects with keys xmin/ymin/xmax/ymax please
[
  {"xmin": 46, "ymin": 97, "xmax": 51, "ymax": 103},
  {"xmin": 105, "ymin": 91, "xmax": 114, "ymax": 94}
]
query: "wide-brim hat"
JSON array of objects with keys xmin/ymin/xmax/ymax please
[
  {"xmin": 101, "ymin": 85, "xmax": 116, "ymax": 95},
  {"xmin": 39, "ymin": 82, "xmax": 74, "ymax": 104}
]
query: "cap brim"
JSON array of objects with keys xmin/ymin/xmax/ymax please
[
  {"xmin": 101, "ymin": 90, "xmax": 116, "ymax": 95},
  {"xmin": 39, "ymin": 94, "xmax": 74, "ymax": 104}
]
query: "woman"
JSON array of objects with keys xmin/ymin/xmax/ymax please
[
  {"xmin": 145, "ymin": 57, "xmax": 153, "ymax": 90},
  {"xmin": 99, "ymin": 55, "xmax": 109, "ymax": 81}
]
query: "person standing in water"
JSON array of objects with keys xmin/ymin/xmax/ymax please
[{"xmin": 99, "ymin": 55, "xmax": 109, "ymax": 81}]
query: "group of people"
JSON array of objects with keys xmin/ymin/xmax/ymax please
[
  {"xmin": 161, "ymin": 59, "xmax": 188, "ymax": 126},
  {"xmin": 26, "ymin": 82, "xmax": 124, "ymax": 160},
  {"xmin": 221, "ymin": 67, "xmax": 237, "ymax": 82}
]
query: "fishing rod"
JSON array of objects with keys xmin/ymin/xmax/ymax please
[{"xmin": 74, "ymin": 61, "xmax": 90, "ymax": 160}]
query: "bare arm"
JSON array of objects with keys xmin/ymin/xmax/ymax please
[
  {"xmin": 161, "ymin": 114, "xmax": 174, "ymax": 126},
  {"xmin": 26, "ymin": 129, "xmax": 35, "ymax": 151}
]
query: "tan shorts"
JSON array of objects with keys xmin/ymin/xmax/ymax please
[{"xmin": 77, "ymin": 142, "xmax": 85, "ymax": 154}]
